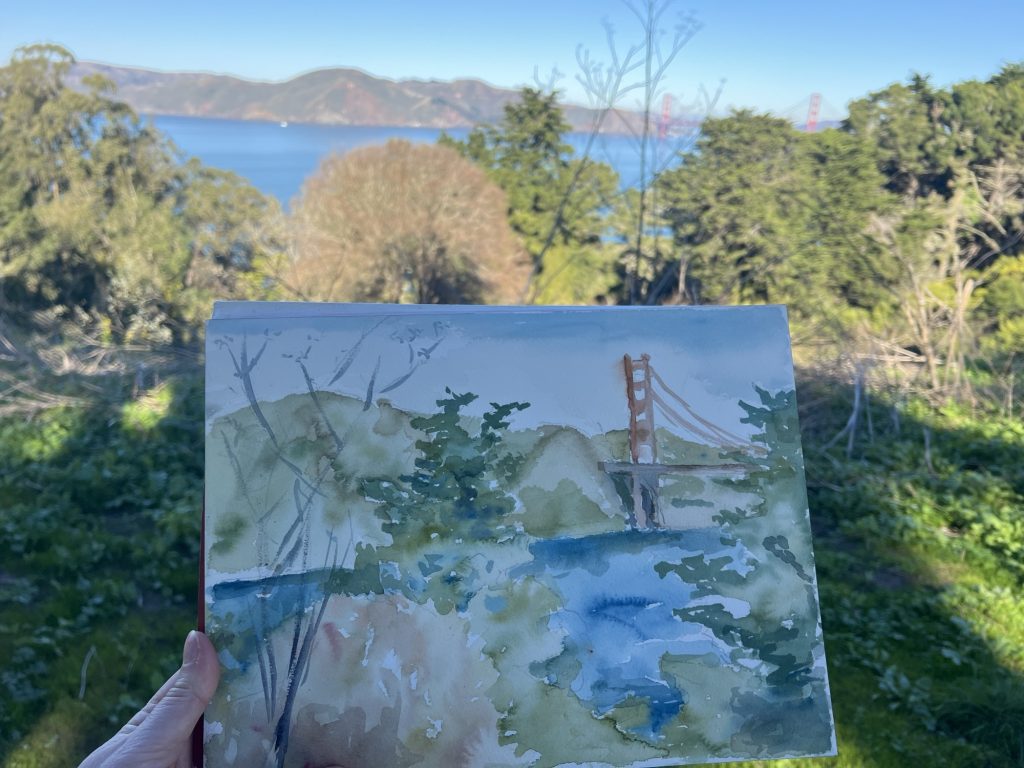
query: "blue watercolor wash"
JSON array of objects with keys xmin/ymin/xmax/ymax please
[
  {"xmin": 209, "ymin": 571, "xmax": 328, "ymax": 673},
  {"xmin": 485, "ymin": 595, "xmax": 509, "ymax": 613},
  {"xmin": 419, "ymin": 554, "xmax": 445, "ymax": 576},
  {"xmin": 514, "ymin": 529, "xmax": 752, "ymax": 740}
]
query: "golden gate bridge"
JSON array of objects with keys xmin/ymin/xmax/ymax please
[
  {"xmin": 599, "ymin": 353, "xmax": 760, "ymax": 529},
  {"xmin": 657, "ymin": 92, "xmax": 840, "ymax": 138}
]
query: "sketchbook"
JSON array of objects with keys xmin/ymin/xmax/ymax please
[{"xmin": 203, "ymin": 302, "xmax": 836, "ymax": 768}]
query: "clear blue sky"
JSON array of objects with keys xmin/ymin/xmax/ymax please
[{"xmin": 4, "ymin": 0, "xmax": 1023, "ymax": 118}]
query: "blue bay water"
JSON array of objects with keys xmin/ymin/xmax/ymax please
[
  {"xmin": 515, "ymin": 528, "xmax": 752, "ymax": 738},
  {"xmin": 211, "ymin": 528, "xmax": 754, "ymax": 740},
  {"xmin": 150, "ymin": 114, "xmax": 691, "ymax": 208}
]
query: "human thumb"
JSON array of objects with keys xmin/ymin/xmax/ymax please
[{"xmin": 108, "ymin": 630, "xmax": 220, "ymax": 766}]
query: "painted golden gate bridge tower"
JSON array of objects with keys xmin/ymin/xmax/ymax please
[{"xmin": 600, "ymin": 353, "xmax": 753, "ymax": 529}]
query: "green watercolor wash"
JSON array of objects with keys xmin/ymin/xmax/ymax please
[
  {"xmin": 518, "ymin": 479, "xmax": 619, "ymax": 538},
  {"xmin": 204, "ymin": 379, "xmax": 836, "ymax": 766},
  {"xmin": 210, "ymin": 512, "xmax": 247, "ymax": 556}
]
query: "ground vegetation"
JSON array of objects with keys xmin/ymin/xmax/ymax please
[{"xmin": 1, "ymin": 41, "xmax": 1024, "ymax": 768}]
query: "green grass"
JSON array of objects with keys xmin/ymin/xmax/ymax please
[
  {"xmin": 0, "ymin": 377, "xmax": 202, "ymax": 767},
  {"xmin": 1, "ymin": 374, "xmax": 1022, "ymax": 766},
  {"xmin": 742, "ymin": 387, "xmax": 1024, "ymax": 768}
]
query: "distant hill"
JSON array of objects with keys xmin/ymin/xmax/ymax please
[{"xmin": 67, "ymin": 61, "xmax": 649, "ymax": 133}]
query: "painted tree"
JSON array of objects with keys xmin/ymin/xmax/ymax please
[
  {"xmin": 288, "ymin": 139, "xmax": 529, "ymax": 304},
  {"xmin": 359, "ymin": 390, "xmax": 529, "ymax": 614}
]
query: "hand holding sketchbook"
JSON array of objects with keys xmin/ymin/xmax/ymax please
[{"xmin": 203, "ymin": 303, "xmax": 835, "ymax": 767}]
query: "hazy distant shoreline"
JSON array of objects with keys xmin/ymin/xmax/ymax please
[
  {"xmin": 68, "ymin": 60, "xmax": 658, "ymax": 134},
  {"xmin": 151, "ymin": 114, "xmax": 673, "ymax": 206}
]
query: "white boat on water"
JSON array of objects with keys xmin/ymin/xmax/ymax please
[{"xmin": 280, "ymin": 121, "xmax": 288, "ymax": 128}]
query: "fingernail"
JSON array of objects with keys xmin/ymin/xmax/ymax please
[{"xmin": 184, "ymin": 630, "xmax": 200, "ymax": 665}]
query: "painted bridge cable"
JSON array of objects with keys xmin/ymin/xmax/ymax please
[
  {"xmin": 650, "ymin": 390, "xmax": 733, "ymax": 446},
  {"xmin": 648, "ymin": 365, "xmax": 750, "ymax": 447}
]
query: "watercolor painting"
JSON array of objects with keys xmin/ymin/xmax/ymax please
[{"xmin": 203, "ymin": 304, "xmax": 835, "ymax": 768}]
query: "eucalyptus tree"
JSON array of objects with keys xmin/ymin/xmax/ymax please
[{"xmin": 0, "ymin": 44, "xmax": 284, "ymax": 344}]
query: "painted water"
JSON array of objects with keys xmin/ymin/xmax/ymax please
[
  {"xmin": 510, "ymin": 529, "xmax": 753, "ymax": 739},
  {"xmin": 211, "ymin": 528, "xmax": 753, "ymax": 744}
]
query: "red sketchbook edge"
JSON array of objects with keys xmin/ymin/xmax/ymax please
[{"xmin": 192, "ymin": 499, "xmax": 205, "ymax": 766}]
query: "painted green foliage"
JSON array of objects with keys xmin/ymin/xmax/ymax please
[
  {"xmin": 205, "ymin": 372, "xmax": 833, "ymax": 767},
  {"xmin": 365, "ymin": 389, "xmax": 530, "ymax": 544},
  {"xmin": 357, "ymin": 389, "xmax": 530, "ymax": 614},
  {"xmin": 655, "ymin": 386, "xmax": 832, "ymax": 758}
]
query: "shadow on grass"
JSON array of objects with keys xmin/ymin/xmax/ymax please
[
  {"xmin": 3, "ymin": 369, "xmax": 1024, "ymax": 767},
  {"xmin": 757, "ymin": 377, "xmax": 1024, "ymax": 768},
  {"xmin": 0, "ymin": 374, "xmax": 203, "ymax": 768}
]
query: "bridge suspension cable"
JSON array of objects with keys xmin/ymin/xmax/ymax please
[
  {"xmin": 647, "ymin": 363, "xmax": 751, "ymax": 450},
  {"xmin": 649, "ymin": 390, "xmax": 729, "ymax": 446},
  {"xmin": 610, "ymin": 353, "xmax": 757, "ymax": 529}
]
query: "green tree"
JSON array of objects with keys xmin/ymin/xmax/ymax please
[
  {"xmin": 443, "ymin": 88, "xmax": 619, "ymax": 304},
  {"xmin": 657, "ymin": 111, "xmax": 803, "ymax": 305},
  {"xmin": 977, "ymin": 256, "xmax": 1024, "ymax": 355},
  {"xmin": 842, "ymin": 67, "xmax": 1024, "ymax": 394},
  {"xmin": 0, "ymin": 44, "xmax": 122, "ymax": 314},
  {"xmin": 0, "ymin": 45, "xmax": 284, "ymax": 343},
  {"xmin": 652, "ymin": 109, "xmax": 902, "ymax": 354},
  {"xmin": 949, "ymin": 80, "xmax": 1023, "ymax": 167},
  {"xmin": 790, "ymin": 128, "xmax": 898, "ymax": 317},
  {"xmin": 845, "ymin": 75, "xmax": 958, "ymax": 199}
]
